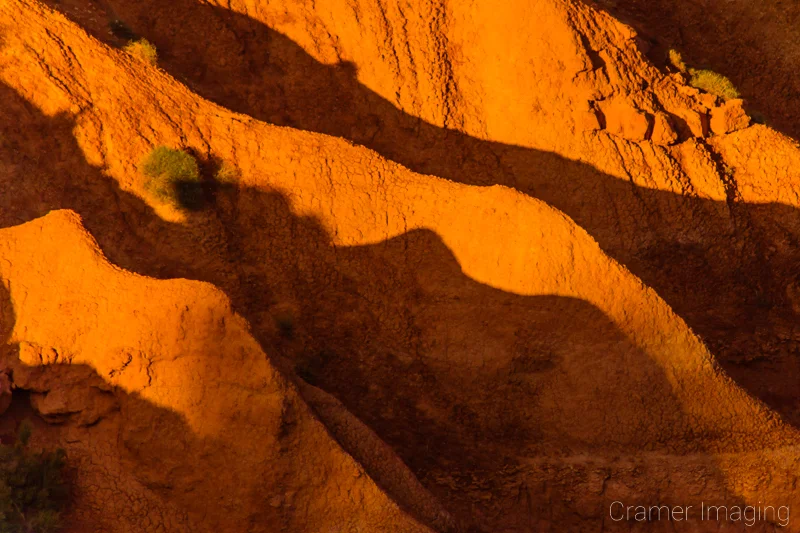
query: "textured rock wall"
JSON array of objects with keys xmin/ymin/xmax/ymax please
[{"xmin": 2, "ymin": 0, "xmax": 800, "ymax": 531}]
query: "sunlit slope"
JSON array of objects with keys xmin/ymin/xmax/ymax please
[
  {"xmin": 3, "ymin": 0, "xmax": 800, "ymax": 531},
  {"xmin": 0, "ymin": 0, "xmax": 789, "ymax": 447},
  {"xmin": 26, "ymin": 0, "xmax": 800, "ymax": 416},
  {"xmin": 0, "ymin": 210, "xmax": 440, "ymax": 532}
]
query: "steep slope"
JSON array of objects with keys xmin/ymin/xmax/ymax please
[
  {"xmin": 2, "ymin": 0, "xmax": 800, "ymax": 532},
  {"xmin": 0, "ymin": 210, "xmax": 441, "ymax": 533},
  {"xmin": 35, "ymin": 0, "xmax": 800, "ymax": 427}
]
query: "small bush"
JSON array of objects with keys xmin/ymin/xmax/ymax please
[
  {"xmin": 0, "ymin": 421, "xmax": 70, "ymax": 533},
  {"xmin": 668, "ymin": 49, "xmax": 686, "ymax": 73},
  {"xmin": 667, "ymin": 48, "xmax": 740, "ymax": 100},
  {"xmin": 689, "ymin": 68, "xmax": 740, "ymax": 100},
  {"xmin": 140, "ymin": 146, "xmax": 204, "ymax": 209},
  {"xmin": 124, "ymin": 39, "xmax": 157, "ymax": 65},
  {"xmin": 214, "ymin": 161, "xmax": 239, "ymax": 185}
]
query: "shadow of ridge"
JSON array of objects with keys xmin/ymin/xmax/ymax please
[
  {"xmin": 29, "ymin": 1, "xmax": 800, "ymax": 431},
  {"xmin": 0, "ymin": 65, "xmax": 783, "ymax": 531},
  {"xmin": 0, "ymin": 289, "xmax": 456, "ymax": 533},
  {"xmin": 0, "ymin": 273, "xmax": 12, "ymax": 345},
  {"xmin": 0, "ymin": 192, "xmax": 738, "ymax": 532},
  {"xmin": 0, "ymin": 352, "xmax": 196, "ymax": 531},
  {"xmin": 1, "ymin": 282, "xmax": 197, "ymax": 530}
]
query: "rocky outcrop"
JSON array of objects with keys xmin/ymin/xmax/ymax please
[
  {"xmin": 711, "ymin": 99, "xmax": 751, "ymax": 135},
  {"xmin": 598, "ymin": 98, "xmax": 653, "ymax": 141},
  {"xmin": 2, "ymin": 0, "xmax": 800, "ymax": 531},
  {"xmin": 0, "ymin": 211, "xmax": 437, "ymax": 533},
  {"xmin": 650, "ymin": 112, "xmax": 679, "ymax": 145}
]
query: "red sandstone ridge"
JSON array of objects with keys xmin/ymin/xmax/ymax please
[
  {"xmin": 2, "ymin": 0, "xmax": 800, "ymax": 531},
  {"xmin": 1, "ymin": 211, "xmax": 446, "ymax": 532}
]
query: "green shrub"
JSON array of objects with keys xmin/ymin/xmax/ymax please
[
  {"xmin": 140, "ymin": 146, "xmax": 204, "ymax": 209},
  {"xmin": 0, "ymin": 421, "xmax": 70, "ymax": 533},
  {"xmin": 214, "ymin": 161, "xmax": 239, "ymax": 185},
  {"xmin": 689, "ymin": 68, "xmax": 740, "ymax": 100},
  {"xmin": 124, "ymin": 39, "xmax": 157, "ymax": 65},
  {"xmin": 667, "ymin": 47, "xmax": 740, "ymax": 100},
  {"xmin": 668, "ymin": 49, "xmax": 687, "ymax": 73}
]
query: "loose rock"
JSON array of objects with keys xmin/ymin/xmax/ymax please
[
  {"xmin": 711, "ymin": 99, "xmax": 751, "ymax": 135},
  {"xmin": 598, "ymin": 99, "xmax": 652, "ymax": 141}
]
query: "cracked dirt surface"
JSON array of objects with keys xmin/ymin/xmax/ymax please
[
  {"xmin": 3, "ymin": 0, "xmax": 800, "ymax": 531},
  {"xmin": 0, "ymin": 211, "xmax": 442, "ymax": 533},
  {"xmin": 32, "ymin": 0, "xmax": 800, "ymax": 430}
]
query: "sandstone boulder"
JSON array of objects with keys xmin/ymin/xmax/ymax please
[
  {"xmin": 30, "ymin": 384, "xmax": 117, "ymax": 426},
  {"xmin": 598, "ymin": 99, "xmax": 652, "ymax": 141},
  {"xmin": 698, "ymin": 92, "xmax": 719, "ymax": 110},
  {"xmin": 651, "ymin": 113, "xmax": 679, "ymax": 145},
  {"xmin": 574, "ymin": 101, "xmax": 602, "ymax": 132},
  {"xmin": 681, "ymin": 110, "xmax": 710, "ymax": 138},
  {"xmin": 711, "ymin": 99, "xmax": 751, "ymax": 135}
]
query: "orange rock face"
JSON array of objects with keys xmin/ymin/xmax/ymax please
[
  {"xmin": 711, "ymin": 99, "xmax": 751, "ymax": 135},
  {"xmin": 1, "ymin": 0, "xmax": 800, "ymax": 532},
  {"xmin": 598, "ymin": 99, "xmax": 653, "ymax": 141}
]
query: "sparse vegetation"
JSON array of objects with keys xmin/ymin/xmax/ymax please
[
  {"xmin": 140, "ymin": 146, "xmax": 204, "ymax": 209},
  {"xmin": 214, "ymin": 161, "xmax": 239, "ymax": 185},
  {"xmin": 668, "ymin": 49, "xmax": 686, "ymax": 73},
  {"xmin": 667, "ymin": 48, "xmax": 740, "ymax": 100},
  {"xmin": 124, "ymin": 39, "xmax": 157, "ymax": 65},
  {"xmin": 0, "ymin": 421, "xmax": 70, "ymax": 533},
  {"xmin": 688, "ymin": 68, "xmax": 740, "ymax": 100}
]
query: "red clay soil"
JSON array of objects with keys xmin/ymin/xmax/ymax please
[
  {"xmin": 2, "ymin": 0, "xmax": 800, "ymax": 532},
  {"xmin": 35, "ymin": 0, "xmax": 800, "ymax": 430}
]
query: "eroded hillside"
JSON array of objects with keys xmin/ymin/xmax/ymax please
[{"xmin": 2, "ymin": 0, "xmax": 800, "ymax": 531}]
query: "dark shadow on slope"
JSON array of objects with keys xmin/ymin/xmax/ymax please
[
  {"xmin": 218, "ymin": 187, "xmax": 743, "ymax": 531},
  {"xmin": 0, "ymin": 275, "xmax": 12, "ymax": 344},
  {"xmin": 0, "ymin": 360, "xmax": 196, "ymax": 532},
  {"xmin": 0, "ymin": 82, "xmax": 750, "ymax": 531},
  {"xmin": 0, "ymin": 272, "xmax": 191, "ymax": 531},
  {"xmin": 25, "ymin": 2, "xmax": 800, "ymax": 431}
]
